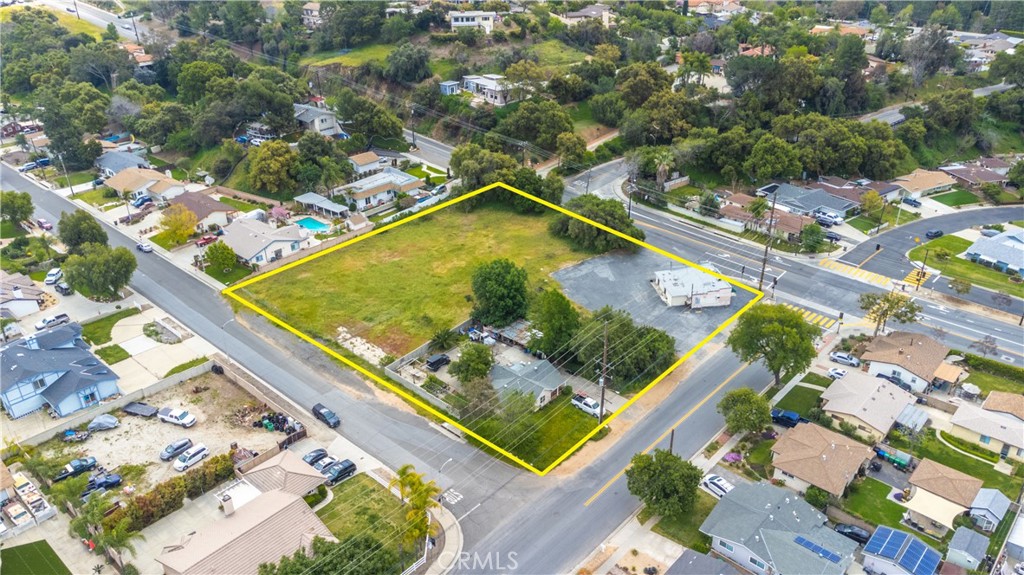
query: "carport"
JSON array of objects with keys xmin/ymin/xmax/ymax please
[{"xmin": 895, "ymin": 404, "xmax": 929, "ymax": 433}]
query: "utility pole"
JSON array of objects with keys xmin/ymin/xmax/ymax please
[
  {"xmin": 131, "ymin": 17, "xmax": 140, "ymax": 43},
  {"xmin": 57, "ymin": 153, "xmax": 74, "ymax": 198},
  {"xmin": 916, "ymin": 248, "xmax": 930, "ymax": 292},
  {"xmin": 72, "ymin": 0, "xmax": 80, "ymax": 19},
  {"xmin": 668, "ymin": 429, "xmax": 674, "ymax": 454},
  {"xmin": 757, "ymin": 190, "xmax": 779, "ymax": 291},
  {"xmin": 598, "ymin": 323, "xmax": 609, "ymax": 425},
  {"xmin": 873, "ymin": 200, "xmax": 888, "ymax": 235}
]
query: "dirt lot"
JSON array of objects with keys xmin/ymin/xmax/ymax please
[{"xmin": 39, "ymin": 373, "xmax": 287, "ymax": 491}]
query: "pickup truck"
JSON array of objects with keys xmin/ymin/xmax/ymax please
[
  {"xmin": 158, "ymin": 407, "xmax": 197, "ymax": 428},
  {"xmin": 771, "ymin": 408, "xmax": 804, "ymax": 428},
  {"xmin": 571, "ymin": 393, "xmax": 604, "ymax": 418},
  {"xmin": 35, "ymin": 313, "xmax": 71, "ymax": 331}
]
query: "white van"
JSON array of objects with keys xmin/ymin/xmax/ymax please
[{"xmin": 173, "ymin": 444, "xmax": 209, "ymax": 471}]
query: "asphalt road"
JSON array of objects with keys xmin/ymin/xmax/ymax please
[
  {"xmin": 35, "ymin": 0, "xmax": 147, "ymax": 42},
  {"xmin": 405, "ymin": 128, "xmax": 454, "ymax": 169},
  {"xmin": 858, "ymin": 82, "xmax": 1012, "ymax": 125},
  {"xmin": 839, "ymin": 207, "xmax": 1024, "ymax": 317}
]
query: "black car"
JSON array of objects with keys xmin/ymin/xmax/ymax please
[
  {"xmin": 815, "ymin": 216, "xmax": 834, "ymax": 228},
  {"xmin": 302, "ymin": 448, "xmax": 328, "ymax": 466},
  {"xmin": 925, "ymin": 229, "xmax": 943, "ymax": 239},
  {"xmin": 425, "ymin": 354, "xmax": 450, "ymax": 372},
  {"xmin": 322, "ymin": 459, "xmax": 357, "ymax": 486},
  {"xmin": 55, "ymin": 282, "xmax": 74, "ymax": 296},
  {"xmin": 53, "ymin": 457, "xmax": 98, "ymax": 482},
  {"xmin": 825, "ymin": 231, "xmax": 842, "ymax": 242},
  {"xmin": 835, "ymin": 523, "xmax": 872, "ymax": 545},
  {"xmin": 771, "ymin": 408, "xmax": 802, "ymax": 428},
  {"xmin": 160, "ymin": 438, "xmax": 194, "ymax": 462},
  {"xmin": 875, "ymin": 373, "xmax": 902, "ymax": 385},
  {"xmin": 312, "ymin": 403, "xmax": 340, "ymax": 428},
  {"xmin": 81, "ymin": 474, "xmax": 122, "ymax": 500}
]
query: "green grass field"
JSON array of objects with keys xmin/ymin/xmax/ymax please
[
  {"xmin": 217, "ymin": 196, "xmax": 260, "ymax": 212},
  {"xmin": 95, "ymin": 344, "xmax": 129, "ymax": 364},
  {"xmin": 73, "ymin": 187, "xmax": 119, "ymax": 209},
  {"xmin": 846, "ymin": 205, "xmax": 921, "ymax": 234},
  {"xmin": 81, "ymin": 308, "xmax": 141, "ymax": 345},
  {"xmin": 568, "ymin": 101, "xmax": 599, "ymax": 131},
  {"xmin": 205, "ymin": 263, "xmax": 250, "ymax": 285},
  {"xmin": 801, "ymin": 373, "xmax": 835, "ymax": 388},
  {"xmin": 530, "ymin": 39, "xmax": 588, "ymax": 70},
  {"xmin": 648, "ymin": 491, "xmax": 716, "ymax": 553},
  {"xmin": 317, "ymin": 474, "xmax": 404, "ymax": 543},
  {"xmin": 0, "ymin": 540, "xmax": 72, "ymax": 575},
  {"xmin": 300, "ymin": 44, "xmax": 396, "ymax": 67},
  {"xmin": 931, "ymin": 189, "xmax": 981, "ymax": 207},
  {"xmin": 964, "ymin": 370, "xmax": 1023, "ymax": 396},
  {"xmin": 909, "ymin": 236, "xmax": 1024, "ymax": 298},
  {"xmin": 431, "ymin": 58, "xmax": 458, "ymax": 81},
  {"xmin": 0, "ymin": 220, "xmax": 27, "ymax": 239},
  {"xmin": 774, "ymin": 386, "xmax": 822, "ymax": 416},
  {"xmin": 240, "ymin": 202, "xmax": 583, "ymax": 354},
  {"xmin": 843, "ymin": 477, "xmax": 906, "ymax": 527}
]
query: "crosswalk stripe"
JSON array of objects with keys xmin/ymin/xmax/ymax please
[{"xmin": 822, "ymin": 318, "xmax": 836, "ymax": 328}]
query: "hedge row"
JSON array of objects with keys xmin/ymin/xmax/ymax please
[
  {"xmin": 940, "ymin": 431, "xmax": 1001, "ymax": 463},
  {"xmin": 962, "ymin": 353, "xmax": 1024, "ymax": 384}
]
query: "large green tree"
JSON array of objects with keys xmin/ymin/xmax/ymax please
[
  {"xmin": 471, "ymin": 259, "xmax": 529, "ymax": 327},
  {"xmin": 384, "ymin": 43, "xmax": 431, "ymax": 83},
  {"xmin": 205, "ymin": 241, "xmax": 238, "ymax": 271},
  {"xmin": 717, "ymin": 387, "xmax": 771, "ymax": 434},
  {"xmin": 449, "ymin": 343, "xmax": 495, "ymax": 385},
  {"xmin": 549, "ymin": 195, "xmax": 645, "ymax": 253},
  {"xmin": 248, "ymin": 140, "xmax": 300, "ymax": 196},
  {"xmin": 0, "ymin": 191, "xmax": 34, "ymax": 224},
  {"xmin": 625, "ymin": 449, "xmax": 702, "ymax": 519},
  {"xmin": 59, "ymin": 210, "xmax": 108, "ymax": 254},
  {"xmin": 858, "ymin": 292, "xmax": 921, "ymax": 336},
  {"xmin": 529, "ymin": 289, "xmax": 580, "ymax": 358},
  {"xmin": 63, "ymin": 243, "xmax": 137, "ymax": 300},
  {"xmin": 176, "ymin": 61, "xmax": 228, "ymax": 105},
  {"xmin": 726, "ymin": 304, "xmax": 819, "ymax": 386},
  {"xmin": 574, "ymin": 307, "xmax": 675, "ymax": 392},
  {"xmin": 744, "ymin": 134, "xmax": 801, "ymax": 182},
  {"xmin": 801, "ymin": 223, "xmax": 825, "ymax": 253}
]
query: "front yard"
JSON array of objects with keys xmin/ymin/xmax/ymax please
[
  {"xmin": 644, "ymin": 490, "xmax": 717, "ymax": 553},
  {"xmin": 774, "ymin": 386, "xmax": 822, "ymax": 417},
  {"xmin": 81, "ymin": 307, "xmax": 141, "ymax": 345},
  {"xmin": 909, "ymin": 236, "xmax": 1024, "ymax": 299},
  {"xmin": 846, "ymin": 207, "xmax": 921, "ymax": 234},
  {"xmin": 0, "ymin": 541, "xmax": 71, "ymax": 575},
  {"xmin": 843, "ymin": 477, "xmax": 906, "ymax": 527},
  {"xmin": 204, "ymin": 263, "xmax": 251, "ymax": 286},
  {"xmin": 0, "ymin": 220, "xmax": 27, "ymax": 238},
  {"xmin": 801, "ymin": 373, "xmax": 835, "ymax": 388},
  {"xmin": 316, "ymin": 474, "xmax": 405, "ymax": 551},
  {"xmin": 932, "ymin": 189, "xmax": 981, "ymax": 207}
]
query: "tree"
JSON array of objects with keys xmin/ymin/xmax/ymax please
[
  {"xmin": 59, "ymin": 210, "xmax": 108, "ymax": 254},
  {"xmin": 1009, "ymin": 161, "xmax": 1024, "ymax": 189},
  {"xmin": 160, "ymin": 204, "xmax": 198, "ymax": 245},
  {"xmin": 471, "ymin": 259, "xmax": 529, "ymax": 327},
  {"xmin": 205, "ymin": 241, "xmax": 237, "ymax": 271},
  {"xmin": 97, "ymin": 517, "xmax": 146, "ymax": 558},
  {"xmin": 716, "ymin": 387, "xmax": 771, "ymax": 434},
  {"xmin": 259, "ymin": 535, "xmax": 397, "ymax": 575},
  {"xmin": 385, "ymin": 43, "xmax": 431, "ymax": 83},
  {"xmin": 388, "ymin": 463, "xmax": 424, "ymax": 504},
  {"xmin": 804, "ymin": 486, "xmax": 830, "ymax": 510},
  {"xmin": 726, "ymin": 304, "xmax": 819, "ymax": 386},
  {"xmin": 970, "ymin": 335, "xmax": 998, "ymax": 357},
  {"xmin": 801, "ymin": 223, "xmax": 825, "ymax": 253},
  {"xmin": 460, "ymin": 376, "xmax": 499, "ymax": 419},
  {"xmin": 248, "ymin": 140, "xmax": 299, "ymax": 195},
  {"xmin": 860, "ymin": 190, "xmax": 885, "ymax": 221},
  {"xmin": 593, "ymin": 43, "xmax": 620, "ymax": 63},
  {"xmin": 949, "ymin": 277, "xmax": 972, "ymax": 295},
  {"xmin": 990, "ymin": 50, "xmax": 1024, "ymax": 88},
  {"xmin": 653, "ymin": 148, "xmax": 675, "ymax": 193},
  {"xmin": 549, "ymin": 195, "xmax": 645, "ymax": 253},
  {"xmin": 175, "ymin": 61, "xmax": 227, "ymax": 105},
  {"xmin": 858, "ymin": 292, "xmax": 922, "ymax": 336},
  {"xmin": 556, "ymin": 131, "xmax": 586, "ymax": 169},
  {"xmin": 0, "ymin": 191, "xmax": 33, "ymax": 224},
  {"xmin": 449, "ymin": 343, "xmax": 495, "ymax": 385},
  {"xmin": 529, "ymin": 289, "xmax": 580, "ymax": 358},
  {"xmin": 102, "ymin": 22, "xmax": 119, "ymax": 42},
  {"xmin": 589, "ymin": 92, "xmax": 626, "ymax": 127},
  {"xmin": 428, "ymin": 327, "xmax": 458, "ymax": 353},
  {"xmin": 625, "ymin": 449, "xmax": 702, "ymax": 519},
  {"xmin": 745, "ymin": 196, "xmax": 769, "ymax": 224},
  {"xmin": 903, "ymin": 25, "xmax": 959, "ymax": 86},
  {"xmin": 63, "ymin": 243, "xmax": 137, "ymax": 300},
  {"xmin": 616, "ymin": 62, "xmax": 672, "ymax": 108},
  {"xmin": 744, "ymin": 134, "xmax": 801, "ymax": 182},
  {"xmin": 573, "ymin": 307, "xmax": 675, "ymax": 392}
]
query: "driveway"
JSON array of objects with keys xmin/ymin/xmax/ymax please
[{"xmin": 865, "ymin": 457, "xmax": 912, "ymax": 490}]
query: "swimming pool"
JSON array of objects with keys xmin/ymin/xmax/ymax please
[{"xmin": 295, "ymin": 217, "xmax": 331, "ymax": 233}]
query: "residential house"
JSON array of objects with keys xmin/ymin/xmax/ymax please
[
  {"xmin": 120, "ymin": 43, "xmax": 154, "ymax": 68},
  {"xmin": 0, "ymin": 324, "xmax": 121, "ymax": 419},
  {"xmin": 719, "ymin": 194, "xmax": 814, "ymax": 242},
  {"xmin": 905, "ymin": 459, "xmax": 983, "ymax": 529},
  {"xmin": 817, "ymin": 176, "xmax": 903, "ymax": 204},
  {"xmin": 977, "ymin": 157, "xmax": 1012, "ymax": 175},
  {"xmin": 294, "ymin": 192, "xmax": 349, "ymax": 219},
  {"xmin": 756, "ymin": 182, "xmax": 859, "ymax": 218},
  {"xmin": 969, "ymin": 488, "xmax": 1011, "ymax": 532},
  {"xmin": 168, "ymin": 192, "xmax": 238, "ymax": 233},
  {"xmin": 665, "ymin": 550, "xmax": 740, "ymax": 575},
  {"xmin": 892, "ymin": 169, "xmax": 957, "ymax": 199},
  {"xmin": 156, "ymin": 450, "xmax": 334, "ymax": 575},
  {"xmin": 820, "ymin": 372, "xmax": 923, "ymax": 441},
  {"xmin": 439, "ymin": 80, "xmax": 461, "ymax": 96},
  {"xmin": 345, "ymin": 212, "xmax": 371, "ymax": 232},
  {"xmin": 301, "ymin": 2, "xmax": 322, "ymax": 28},
  {"xmin": 738, "ymin": 44, "xmax": 775, "ymax": 57},
  {"xmin": 1009, "ymin": 515, "xmax": 1024, "ymax": 562},
  {"xmin": 690, "ymin": 0, "xmax": 745, "ymax": 17},
  {"xmin": 949, "ymin": 393, "xmax": 1024, "ymax": 463},
  {"xmin": 710, "ymin": 58, "xmax": 726, "ymax": 74},
  {"xmin": 557, "ymin": 4, "xmax": 615, "ymax": 27},
  {"xmin": 489, "ymin": 359, "xmax": 563, "ymax": 410},
  {"xmin": 220, "ymin": 218, "xmax": 310, "ymax": 268},
  {"xmin": 811, "ymin": 24, "xmax": 869, "ymax": 37},
  {"xmin": 1, "ymin": 122, "xmax": 23, "ymax": 138},
  {"xmin": 463, "ymin": 75, "xmax": 517, "ymax": 106},
  {"xmin": 347, "ymin": 151, "xmax": 389, "ymax": 176},
  {"xmin": 95, "ymin": 151, "xmax": 151, "ymax": 178},
  {"xmin": 246, "ymin": 122, "xmax": 277, "ymax": 141},
  {"xmin": 965, "ymin": 229, "xmax": 1024, "ymax": 275},
  {"xmin": 947, "ymin": 527, "xmax": 989, "ymax": 570},
  {"xmin": 448, "ymin": 11, "xmax": 497, "ymax": 34},
  {"xmin": 698, "ymin": 482, "xmax": 858, "ymax": 575},
  {"xmin": 863, "ymin": 180, "xmax": 906, "ymax": 202},
  {"xmin": 104, "ymin": 168, "xmax": 194, "ymax": 203},
  {"xmin": 650, "ymin": 268, "xmax": 734, "ymax": 309},
  {"xmin": 0, "ymin": 461, "xmax": 14, "ymax": 505},
  {"xmin": 862, "ymin": 332, "xmax": 958, "ymax": 393},
  {"xmin": 293, "ymin": 102, "xmax": 347, "ymax": 139},
  {"xmin": 939, "ymin": 164, "xmax": 1007, "ymax": 187},
  {"xmin": 336, "ymin": 167, "xmax": 423, "ymax": 212},
  {"xmin": 770, "ymin": 423, "xmax": 872, "ymax": 497},
  {"xmin": 862, "ymin": 526, "xmax": 942, "ymax": 575},
  {"xmin": 0, "ymin": 271, "xmax": 45, "ymax": 319},
  {"xmin": 865, "ymin": 54, "xmax": 891, "ymax": 75}
]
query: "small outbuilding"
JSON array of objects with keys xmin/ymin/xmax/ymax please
[{"xmin": 650, "ymin": 268, "xmax": 734, "ymax": 309}]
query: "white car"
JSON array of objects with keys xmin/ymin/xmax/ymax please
[
  {"xmin": 44, "ymin": 268, "xmax": 63, "ymax": 285},
  {"xmin": 702, "ymin": 474, "xmax": 735, "ymax": 499},
  {"xmin": 829, "ymin": 351, "xmax": 861, "ymax": 367},
  {"xmin": 173, "ymin": 444, "xmax": 209, "ymax": 471},
  {"xmin": 827, "ymin": 368, "xmax": 848, "ymax": 380},
  {"xmin": 121, "ymin": 23, "xmax": 132, "ymax": 30}
]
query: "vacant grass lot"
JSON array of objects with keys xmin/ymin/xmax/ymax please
[
  {"xmin": 931, "ymin": 189, "xmax": 980, "ymax": 207},
  {"xmin": 0, "ymin": 540, "xmax": 72, "ymax": 575},
  {"xmin": 317, "ymin": 474, "xmax": 404, "ymax": 544},
  {"xmin": 774, "ymin": 386, "xmax": 822, "ymax": 416},
  {"xmin": 300, "ymin": 44, "xmax": 395, "ymax": 67},
  {"xmin": 217, "ymin": 197, "xmax": 260, "ymax": 212},
  {"xmin": 646, "ymin": 490, "xmax": 716, "ymax": 553},
  {"xmin": 843, "ymin": 477, "xmax": 905, "ymax": 527},
  {"xmin": 81, "ymin": 308, "xmax": 141, "ymax": 345},
  {"xmin": 530, "ymin": 39, "xmax": 588, "ymax": 71},
  {"xmin": 241, "ymin": 203, "xmax": 582, "ymax": 354},
  {"xmin": 909, "ymin": 236, "xmax": 1024, "ymax": 298}
]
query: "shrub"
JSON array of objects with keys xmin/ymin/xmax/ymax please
[
  {"xmin": 940, "ymin": 431, "xmax": 1000, "ymax": 462},
  {"xmin": 212, "ymin": 157, "xmax": 233, "ymax": 179},
  {"xmin": 102, "ymin": 187, "xmax": 120, "ymax": 198},
  {"xmin": 121, "ymin": 564, "xmax": 140, "ymax": 575},
  {"xmin": 304, "ymin": 484, "xmax": 328, "ymax": 507},
  {"xmin": 805, "ymin": 486, "xmax": 830, "ymax": 510},
  {"xmin": 963, "ymin": 353, "xmax": 1024, "ymax": 383}
]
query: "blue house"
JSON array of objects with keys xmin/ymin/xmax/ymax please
[
  {"xmin": 965, "ymin": 229, "xmax": 1024, "ymax": 275},
  {"xmin": 439, "ymin": 80, "xmax": 460, "ymax": 96},
  {"xmin": 0, "ymin": 324, "xmax": 121, "ymax": 419}
]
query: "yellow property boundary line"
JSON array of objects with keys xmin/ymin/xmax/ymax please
[{"xmin": 223, "ymin": 182, "xmax": 764, "ymax": 476}]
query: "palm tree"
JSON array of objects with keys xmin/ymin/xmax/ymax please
[
  {"xmin": 389, "ymin": 464, "xmax": 424, "ymax": 504},
  {"xmin": 745, "ymin": 196, "xmax": 770, "ymax": 232},
  {"xmin": 653, "ymin": 149, "xmax": 675, "ymax": 194},
  {"xmin": 97, "ymin": 517, "xmax": 146, "ymax": 559},
  {"xmin": 428, "ymin": 328, "xmax": 458, "ymax": 353},
  {"xmin": 402, "ymin": 480, "xmax": 442, "ymax": 555}
]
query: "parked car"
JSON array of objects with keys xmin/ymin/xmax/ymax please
[
  {"xmin": 825, "ymin": 231, "xmax": 842, "ymax": 242},
  {"xmin": 65, "ymin": 6, "xmax": 75, "ymax": 11},
  {"xmin": 53, "ymin": 457, "xmax": 98, "ymax": 482},
  {"xmin": 195, "ymin": 235, "xmax": 217, "ymax": 247},
  {"xmin": 902, "ymin": 197, "xmax": 922, "ymax": 208},
  {"xmin": 771, "ymin": 408, "xmax": 802, "ymax": 428},
  {"xmin": 829, "ymin": 351, "xmax": 861, "ymax": 367},
  {"xmin": 173, "ymin": 444, "xmax": 209, "ymax": 471},
  {"xmin": 92, "ymin": 178, "xmax": 105, "ymax": 187},
  {"xmin": 55, "ymin": 282, "xmax": 74, "ymax": 296},
  {"xmin": 121, "ymin": 23, "xmax": 132, "ymax": 30},
  {"xmin": 815, "ymin": 216, "xmax": 834, "ymax": 228},
  {"xmin": 158, "ymin": 407, "xmax": 197, "ymax": 428},
  {"xmin": 18, "ymin": 162, "xmax": 38, "ymax": 173},
  {"xmin": 35, "ymin": 313, "xmax": 70, "ymax": 331},
  {"xmin": 81, "ymin": 474, "xmax": 122, "ymax": 500},
  {"xmin": 424, "ymin": 354, "xmax": 450, "ymax": 372},
  {"xmin": 702, "ymin": 474, "xmax": 735, "ymax": 499},
  {"xmin": 322, "ymin": 459, "xmax": 357, "ymax": 486},
  {"xmin": 925, "ymin": 229, "xmax": 943, "ymax": 239},
  {"xmin": 313, "ymin": 456, "xmax": 337, "ymax": 473},
  {"xmin": 570, "ymin": 394, "xmax": 604, "ymax": 418},
  {"xmin": 312, "ymin": 403, "xmax": 340, "ymax": 428},
  {"xmin": 43, "ymin": 267, "xmax": 62, "ymax": 284},
  {"xmin": 136, "ymin": 242, "xmax": 153, "ymax": 253},
  {"xmin": 35, "ymin": 157, "xmax": 50, "ymax": 167},
  {"xmin": 36, "ymin": 218, "xmax": 52, "ymax": 230},
  {"xmin": 827, "ymin": 368, "xmax": 848, "ymax": 380},
  {"xmin": 434, "ymin": 184, "xmax": 447, "ymax": 195},
  {"xmin": 302, "ymin": 448, "xmax": 328, "ymax": 467},
  {"xmin": 875, "ymin": 373, "xmax": 902, "ymax": 385},
  {"xmin": 131, "ymin": 196, "xmax": 153, "ymax": 208},
  {"xmin": 160, "ymin": 438, "xmax": 194, "ymax": 461},
  {"xmin": 835, "ymin": 523, "xmax": 872, "ymax": 545}
]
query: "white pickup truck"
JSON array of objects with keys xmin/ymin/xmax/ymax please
[
  {"xmin": 571, "ymin": 393, "xmax": 604, "ymax": 418},
  {"xmin": 158, "ymin": 407, "xmax": 197, "ymax": 428}
]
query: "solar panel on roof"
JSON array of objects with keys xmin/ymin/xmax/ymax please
[
  {"xmin": 917, "ymin": 549, "xmax": 941, "ymax": 575},
  {"xmin": 793, "ymin": 536, "xmax": 842, "ymax": 564},
  {"xmin": 864, "ymin": 527, "xmax": 891, "ymax": 555},
  {"xmin": 881, "ymin": 531, "xmax": 909, "ymax": 559},
  {"xmin": 898, "ymin": 539, "xmax": 941, "ymax": 575}
]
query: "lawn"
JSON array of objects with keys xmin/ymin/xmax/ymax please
[
  {"xmin": 147, "ymin": 154, "xmax": 169, "ymax": 167},
  {"xmin": 0, "ymin": 220, "xmax": 27, "ymax": 239},
  {"xmin": 150, "ymin": 229, "xmax": 187, "ymax": 250},
  {"xmin": 300, "ymin": 44, "xmax": 396, "ymax": 67},
  {"xmin": 909, "ymin": 236, "xmax": 1024, "ymax": 298},
  {"xmin": 0, "ymin": 540, "xmax": 72, "ymax": 575},
  {"xmin": 404, "ymin": 164, "xmax": 444, "ymax": 181},
  {"xmin": 165, "ymin": 356, "xmax": 208, "ymax": 378},
  {"xmin": 431, "ymin": 58, "xmax": 458, "ymax": 81},
  {"xmin": 801, "ymin": 373, "xmax": 835, "ymax": 388},
  {"xmin": 964, "ymin": 370, "xmax": 1023, "ymax": 396},
  {"xmin": 95, "ymin": 344, "xmax": 129, "ymax": 364},
  {"xmin": 648, "ymin": 491, "xmax": 717, "ymax": 553},
  {"xmin": 568, "ymin": 101, "xmax": 599, "ymax": 131},
  {"xmin": 890, "ymin": 430, "xmax": 1023, "ymax": 499},
  {"xmin": 530, "ymin": 39, "xmax": 588, "ymax": 70},
  {"xmin": 843, "ymin": 477, "xmax": 906, "ymax": 527},
  {"xmin": 204, "ymin": 263, "xmax": 251, "ymax": 286},
  {"xmin": 49, "ymin": 170, "xmax": 97, "ymax": 187},
  {"xmin": 316, "ymin": 474, "xmax": 404, "ymax": 546},
  {"xmin": 217, "ymin": 197, "xmax": 260, "ymax": 212},
  {"xmin": 81, "ymin": 308, "xmax": 141, "ymax": 345},
  {"xmin": 773, "ymin": 386, "xmax": 822, "ymax": 416},
  {"xmin": 931, "ymin": 189, "xmax": 981, "ymax": 207},
  {"xmin": 1, "ymin": 5, "xmax": 103, "ymax": 40},
  {"xmin": 847, "ymin": 206, "xmax": 921, "ymax": 234},
  {"xmin": 1012, "ymin": 220, "xmax": 1024, "ymax": 228},
  {"xmin": 239, "ymin": 201, "xmax": 584, "ymax": 354},
  {"xmin": 73, "ymin": 187, "xmax": 119, "ymax": 209}
]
